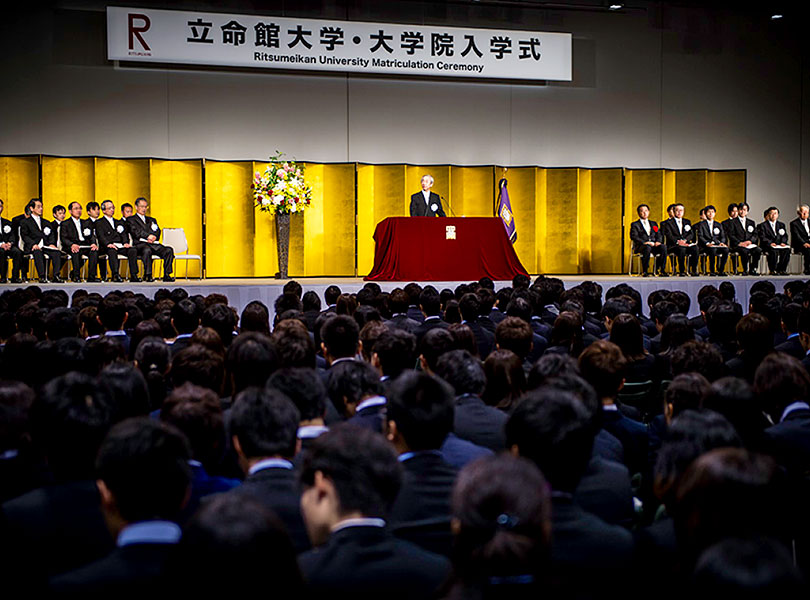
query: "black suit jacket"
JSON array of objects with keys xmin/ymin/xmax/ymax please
[
  {"xmin": 466, "ymin": 319, "xmax": 495, "ymax": 359},
  {"xmin": 60, "ymin": 218, "xmax": 97, "ymax": 248},
  {"xmin": 385, "ymin": 314, "xmax": 421, "ymax": 336},
  {"xmin": 0, "ymin": 217, "xmax": 19, "ymax": 246},
  {"xmin": 790, "ymin": 217, "xmax": 810, "ymax": 251},
  {"xmin": 20, "ymin": 216, "xmax": 58, "ymax": 251},
  {"xmin": 757, "ymin": 220, "xmax": 789, "ymax": 248},
  {"xmin": 696, "ymin": 220, "xmax": 727, "ymax": 247},
  {"xmin": 409, "ymin": 192, "xmax": 446, "ymax": 217},
  {"xmin": 127, "ymin": 214, "xmax": 162, "ymax": 244},
  {"xmin": 453, "ymin": 394, "xmax": 508, "ymax": 451},
  {"xmin": 761, "ymin": 407, "xmax": 810, "ymax": 477},
  {"xmin": 96, "ymin": 216, "xmax": 131, "ymax": 247},
  {"xmin": 774, "ymin": 336, "xmax": 805, "ymax": 360},
  {"xmin": 230, "ymin": 466, "xmax": 310, "ymax": 553},
  {"xmin": 574, "ymin": 456, "xmax": 634, "ymax": 528},
  {"xmin": 661, "ymin": 217, "xmax": 695, "ymax": 250},
  {"xmin": 629, "ymin": 219, "xmax": 663, "ymax": 252},
  {"xmin": 298, "ymin": 525, "xmax": 450, "ymax": 598},
  {"xmin": 727, "ymin": 216, "xmax": 759, "ymax": 247},
  {"xmin": 390, "ymin": 451, "xmax": 458, "ymax": 526},
  {"xmin": 415, "ymin": 316, "xmax": 449, "ymax": 343}
]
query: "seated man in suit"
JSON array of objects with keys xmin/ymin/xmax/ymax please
[
  {"xmin": 790, "ymin": 204, "xmax": 810, "ymax": 275},
  {"xmin": 298, "ymin": 424, "xmax": 451, "ymax": 597},
  {"xmin": 757, "ymin": 206, "xmax": 790, "ymax": 275},
  {"xmin": 96, "ymin": 200, "xmax": 139, "ymax": 282},
  {"xmin": 721, "ymin": 202, "xmax": 738, "ymax": 240},
  {"xmin": 727, "ymin": 201, "xmax": 762, "ymax": 275},
  {"xmin": 409, "ymin": 174, "xmax": 446, "ymax": 217},
  {"xmin": 11, "ymin": 204, "xmax": 32, "ymax": 281},
  {"xmin": 19, "ymin": 198, "xmax": 63, "ymax": 283},
  {"xmin": 126, "ymin": 197, "xmax": 175, "ymax": 282},
  {"xmin": 696, "ymin": 204, "xmax": 730, "ymax": 276},
  {"xmin": 386, "ymin": 372, "xmax": 458, "ymax": 533},
  {"xmin": 630, "ymin": 203, "xmax": 667, "ymax": 277},
  {"xmin": 50, "ymin": 418, "xmax": 191, "ymax": 593},
  {"xmin": 0, "ymin": 198, "xmax": 23, "ymax": 283},
  {"xmin": 227, "ymin": 387, "xmax": 310, "ymax": 553},
  {"xmin": 327, "ymin": 360, "xmax": 386, "ymax": 432},
  {"xmin": 59, "ymin": 201, "xmax": 100, "ymax": 283},
  {"xmin": 661, "ymin": 202, "xmax": 698, "ymax": 276}
]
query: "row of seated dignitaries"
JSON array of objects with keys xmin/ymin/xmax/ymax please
[
  {"xmin": 0, "ymin": 276, "xmax": 808, "ymax": 598},
  {"xmin": 0, "ymin": 197, "xmax": 174, "ymax": 284},
  {"xmin": 630, "ymin": 202, "xmax": 810, "ymax": 277}
]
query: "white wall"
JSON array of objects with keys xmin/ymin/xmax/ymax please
[{"xmin": 0, "ymin": 2, "xmax": 807, "ymax": 220}]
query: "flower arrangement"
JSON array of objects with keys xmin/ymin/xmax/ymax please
[{"xmin": 253, "ymin": 151, "xmax": 312, "ymax": 215}]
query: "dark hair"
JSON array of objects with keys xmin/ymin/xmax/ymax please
[
  {"xmin": 44, "ymin": 307, "xmax": 78, "ymax": 341},
  {"xmin": 274, "ymin": 293, "xmax": 303, "ymax": 322},
  {"xmin": 448, "ymin": 323, "xmax": 478, "ymax": 358},
  {"xmin": 230, "ymin": 388, "xmax": 300, "ymax": 459},
  {"xmin": 387, "ymin": 372, "xmax": 454, "ymax": 451},
  {"xmin": 443, "ymin": 299, "xmax": 462, "ymax": 324},
  {"xmin": 171, "ymin": 299, "xmax": 199, "ymax": 335},
  {"xmin": 324, "ymin": 285, "xmax": 342, "ymax": 306},
  {"xmin": 373, "ymin": 329, "xmax": 417, "ymax": 378},
  {"xmin": 435, "ymin": 349, "xmax": 486, "ymax": 397},
  {"xmin": 272, "ymin": 321, "xmax": 316, "ymax": 369},
  {"xmin": 171, "ymin": 345, "xmax": 225, "ymax": 394},
  {"xmin": 578, "ymin": 340, "xmax": 626, "ymax": 399},
  {"xmin": 653, "ymin": 409, "xmax": 742, "ymax": 509},
  {"xmin": 419, "ymin": 290, "xmax": 441, "ymax": 317},
  {"xmin": 168, "ymin": 494, "xmax": 303, "ymax": 595},
  {"xmin": 664, "ymin": 373, "xmax": 710, "ymax": 420},
  {"xmin": 326, "ymin": 360, "xmax": 383, "ymax": 417},
  {"xmin": 736, "ymin": 313, "xmax": 773, "ymax": 360},
  {"xmin": 660, "ymin": 314, "xmax": 695, "ymax": 353},
  {"xmin": 201, "ymin": 304, "xmax": 237, "ymax": 348},
  {"xmin": 670, "ymin": 341, "xmax": 725, "ymax": 382},
  {"xmin": 302, "ymin": 290, "xmax": 321, "ymax": 312},
  {"xmin": 609, "ymin": 313, "xmax": 645, "ymax": 361},
  {"xmin": 482, "ymin": 350, "xmax": 526, "ymax": 412},
  {"xmin": 100, "ymin": 363, "xmax": 151, "ymax": 421},
  {"xmin": 527, "ymin": 354, "xmax": 579, "ymax": 390},
  {"xmin": 266, "ymin": 368, "xmax": 327, "ymax": 422},
  {"xmin": 505, "ymin": 387, "xmax": 594, "ymax": 493},
  {"xmin": 705, "ymin": 300, "xmax": 741, "ymax": 347},
  {"xmin": 282, "ymin": 280, "xmax": 302, "ymax": 299},
  {"xmin": 191, "ymin": 327, "xmax": 226, "ymax": 357},
  {"xmin": 134, "ymin": 337, "xmax": 170, "ymax": 410},
  {"xmin": 495, "ymin": 316, "xmax": 533, "ymax": 361},
  {"xmin": 636, "ymin": 203, "xmax": 650, "ymax": 216},
  {"xmin": 83, "ymin": 336, "xmax": 126, "ymax": 375},
  {"xmin": 299, "ymin": 424, "xmax": 401, "ymax": 518},
  {"xmin": 668, "ymin": 291, "xmax": 691, "ymax": 316},
  {"xmin": 358, "ymin": 320, "xmax": 387, "ymax": 362},
  {"xmin": 226, "ymin": 333, "xmax": 278, "ymax": 394},
  {"xmin": 31, "ymin": 372, "xmax": 114, "ymax": 480},
  {"xmin": 450, "ymin": 455, "xmax": 551, "ymax": 588},
  {"xmin": 321, "ymin": 315, "xmax": 359, "ymax": 359},
  {"xmin": 549, "ymin": 311, "xmax": 583, "ymax": 356},
  {"xmin": 96, "ymin": 418, "xmax": 191, "ymax": 522},
  {"xmin": 160, "ymin": 383, "xmax": 225, "ymax": 468},
  {"xmin": 726, "ymin": 203, "xmax": 738, "ymax": 215},
  {"xmin": 85, "ymin": 201, "xmax": 100, "ymax": 212},
  {"xmin": 753, "ymin": 353, "xmax": 810, "ymax": 420},
  {"xmin": 97, "ymin": 295, "xmax": 127, "ymax": 331},
  {"xmin": 419, "ymin": 328, "xmax": 455, "ymax": 373}
]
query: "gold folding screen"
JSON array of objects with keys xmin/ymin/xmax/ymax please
[{"xmin": 1, "ymin": 156, "xmax": 747, "ymax": 277}]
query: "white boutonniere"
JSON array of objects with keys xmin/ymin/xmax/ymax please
[
  {"xmin": 151, "ymin": 223, "xmax": 159, "ymax": 232},
  {"xmin": 713, "ymin": 227, "xmax": 720, "ymax": 235},
  {"xmin": 779, "ymin": 229, "xmax": 786, "ymax": 236},
  {"xmin": 747, "ymin": 225, "xmax": 754, "ymax": 232},
  {"xmin": 684, "ymin": 224, "xmax": 691, "ymax": 232},
  {"xmin": 116, "ymin": 225, "xmax": 125, "ymax": 233},
  {"xmin": 430, "ymin": 204, "xmax": 438, "ymax": 212},
  {"xmin": 2, "ymin": 225, "xmax": 10, "ymax": 234},
  {"xmin": 43, "ymin": 227, "xmax": 51, "ymax": 235},
  {"xmin": 83, "ymin": 228, "xmax": 91, "ymax": 236}
]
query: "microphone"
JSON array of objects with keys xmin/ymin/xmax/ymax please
[{"xmin": 442, "ymin": 195, "xmax": 457, "ymax": 217}]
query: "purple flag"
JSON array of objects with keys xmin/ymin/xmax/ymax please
[{"xmin": 497, "ymin": 178, "xmax": 516, "ymax": 243}]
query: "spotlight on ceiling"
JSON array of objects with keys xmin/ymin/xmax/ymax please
[
  {"xmin": 609, "ymin": 3, "xmax": 624, "ymax": 9},
  {"xmin": 770, "ymin": 14, "xmax": 783, "ymax": 20}
]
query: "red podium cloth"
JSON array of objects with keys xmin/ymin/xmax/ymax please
[{"xmin": 365, "ymin": 217, "xmax": 529, "ymax": 281}]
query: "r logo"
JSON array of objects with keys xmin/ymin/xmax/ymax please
[{"xmin": 128, "ymin": 13, "xmax": 151, "ymax": 51}]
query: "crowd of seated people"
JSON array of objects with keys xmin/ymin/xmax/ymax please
[{"xmin": 0, "ymin": 274, "xmax": 808, "ymax": 597}]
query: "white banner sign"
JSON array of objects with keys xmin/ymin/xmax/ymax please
[{"xmin": 107, "ymin": 7, "xmax": 572, "ymax": 82}]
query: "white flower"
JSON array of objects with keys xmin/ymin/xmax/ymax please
[
  {"xmin": 290, "ymin": 204, "xmax": 298, "ymax": 213},
  {"xmin": 151, "ymin": 223, "xmax": 158, "ymax": 231},
  {"xmin": 116, "ymin": 225, "xmax": 124, "ymax": 233},
  {"xmin": 684, "ymin": 224, "xmax": 691, "ymax": 232},
  {"xmin": 83, "ymin": 228, "xmax": 91, "ymax": 236},
  {"xmin": 747, "ymin": 225, "xmax": 754, "ymax": 232},
  {"xmin": 431, "ymin": 203, "xmax": 438, "ymax": 212},
  {"xmin": 779, "ymin": 228, "xmax": 786, "ymax": 236},
  {"xmin": 261, "ymin": 197, "xmax": 270, "ymax": 206},
  {"xmin": 43, "ymin": 227, "xmax": 51, "ymax": 235},
  {"xmin": 713, "ymin": 227, "xmax": 720, "ymax": 235},
  {"xmin": 273, "ymin": 196, "xmax": 282, "ymax": 205},
  {"xmin": 2, "ymin": 225, "xmax": 9, "ymax": 234}
]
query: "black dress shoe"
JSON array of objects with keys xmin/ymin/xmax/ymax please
[
  {"xmin": 749, "ymin": 270, "xmax": 759, "ymax": 276},
  {"xmin": 52, "ymin": 276, "xmax": 65, "ymax": 283},
  {"xmin": 130, "ymin": 276, "xmax": 142, "ymax": 283},
  {"xmin": 658, "ymin": 271, "xmax": 669, "ymax": 277},
  {"xmin": 87, "ymin": 277, "xmax": 101, "ymax": 283},
  {"xmin": 70, "ymin": 277, "xmax": 82, "ymax": 283},
  {"xmin": 163, "ymin": 276, "xmax": 176, "ymax": 283},
  {"xmin": 642, "ymin": 272, "xmax": 650, "ymax": 278},
  {"xmin": 38, "ymin": 278, "xmax": 50, "ymax": 284},
  {"xmin": 678, "ymin": 272, "xmax": 687, "ymax": 277},
  {"xmin": 10, "ymin": 278, "xmax": 22, "ymax": 284},
  {"xmin": 112, "ymin": 274, "xmax": 124, "ymax": 283},
  {"xmin": 144, "ymin": 275, "xmax": 155, "ymax": 282},
  {"xmin": 0, "ymin": 278, "xmax": 7, "ymax": 284}
]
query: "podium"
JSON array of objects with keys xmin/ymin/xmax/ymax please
[{"xmin": 365, "ymin": 217, "xmax": 529, "ymax": 281}]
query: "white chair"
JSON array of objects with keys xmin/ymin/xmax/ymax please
[{"xmin": 162, "ymin": 228, "xmax": 202, "ymax": 279}]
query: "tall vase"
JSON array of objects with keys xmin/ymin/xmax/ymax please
[{"xmin": 275, "ymin": 212, "xmax": 290, "ymax": 279}]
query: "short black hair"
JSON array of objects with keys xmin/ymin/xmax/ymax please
[
  {"xmin": 282, "ymin": 280, "xmax": 303, "ymax": 299},
  {"xmin": 44, "ymin": 307, "xmax": 78, "ymax": 340},
  {"xmin": 726, "ymin": 203, "xmax": 738, "ymax": 215},
  {"xmin": 505, "ymin": 387, "xmax": 594, "ymax": 493},
  {"xmin": 226, "ymin": 332, "xmax": 278, "ymax": 393},
  {"xmin": 326, "ymin": 360, "xmax": 382, "ymax": 417},
  {"xmin": 302, "ymin": 291, "xmax": 321, "ymax": 312},
  {"xmin": 418, "ymin": 290, "xmax": 441, "ymax": 317},
  {"xmin": 266, "ymin": 367, "xmax": 327, "ymax": 422},
  {"xmin": 121, "ymin": 202, "xmax": 133, "ymax": 212},
  {"xmin": 230, "ymin": 388, "xmax": 300, "ymax": 459},
  {"xmin": 171, "ymin": 299, "xmax": 199, "ymax": 335},
  {"xmin": 373, "ymin": 329, "xmax": 417, "ymax": 378},
  {"xmin": 324, "ymin": 285, "xmax": 342, "ymax": 306},
  {"xmin": 97, "ymin": 295, "xmax": 127, "ymax": 331},
  {"xmin": 321, "ymin": 315, "xmax": 359, "ymax": 359},
  {"xmin": 458, "ymin": 293, "xmax": 481, "ymax": 322},
  {"xmin": 85, "ymin": 201, "xmax": 100, "ymax": 212},
  {"xmin": 636, "ymin": 203, "xmax": 650, "ymax": 216},
  {"xmin": 387, "ymin": 372, "xmax": 454, "ymax": 451},
  {"xmin": 240, "ymin": 301, "xmax": 271, "ymax": 335},
  {"xmin": 299, "ymin": 424, "xmax": 401, "ymax": 518},
  {"xmin": 171, "ymin": 345, "xmax": 225, "ymax": 394},
  {"xmin": 434, "ymin": 349, "xmax": 486, "ymax": 396},
  {"xmin": 419, "ymin": 328, "xmax": 456, "ymax": 372},
  {"xmin": 96, "ymin": 417, "xmax": 191, "ymax": 522},
  {"xmin": 201, "ymin": 303, "xmax": 237, "ymax": 347},
  {"xmin": 159, "ymin": 383, "xmax": 224, "ymax": 467}
]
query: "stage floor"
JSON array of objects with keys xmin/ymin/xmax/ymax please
[{"xmin": 10, "ymin": 273, "xmax": 804, "ymax": 319}]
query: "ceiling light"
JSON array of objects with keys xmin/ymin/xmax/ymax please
[
  {"xmin": 609, "ymin": 4, "xmax": 624, "ymax": 9},
  {"xmin": 771, "ymin": 14, "xmax": 783, "ymax": 20}
]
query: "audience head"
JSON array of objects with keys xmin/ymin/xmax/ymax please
[
  {"xmin": 226, "ymin": 332, "xmax": 278, "ymax": 393},
  {"xmin": 372, "ymin": 328, "xmax": 417, "ymax": 378},
  {"xmin": 321, "ymin": 315, "xmax": 359, "ymax": 362},
  {"xmin": 670, "ymin": 341, "xmax": 724, "ymax": 382},
  {"xmin": 160, "ymin": 383, "xmax": 225, "ymax": 469},
  {"xmin": 326, "ymin": 360, "xmax": 383, "ymax": 418},
  {"xmin": 578, "ymin": 340, "xmax": 626, "ymax": 400},
  {"xmin": 170, "ymin": 345, "xmax": 226, "ymax": 395},
  {"xmin": 230, "ymin": 388, "xmax": 300, "ymax": 466},
  {"xmin": 482, "ymin": 349, "xmax": 526, "ymax": 412},
  {"xmin": 435, "ymin": 349, "xmax": 486, "ymax": 397},
  {"xmin": 386, "ymin": 371, "xmax": 455, "ymax": 452},
  {"xmin": 266, "ymin": 367, "xmax": 327, "ymax": 424}
]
